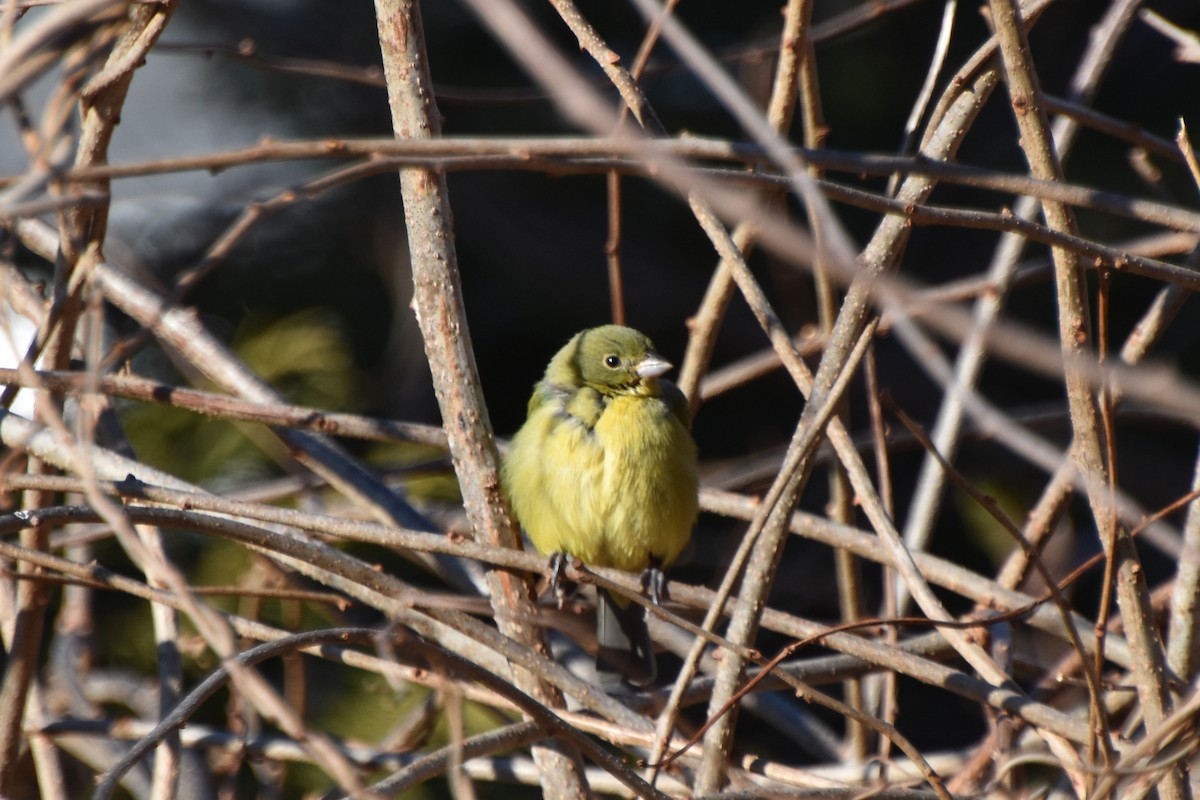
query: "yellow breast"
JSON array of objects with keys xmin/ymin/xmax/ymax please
[{"xmin": 502, "ymin": 391, "xmax": 698, "ymax": 574}]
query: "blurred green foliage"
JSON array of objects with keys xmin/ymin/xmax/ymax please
[{"xmin": 121, "ymin": 309, "xmax": 361, "ymax": 485}]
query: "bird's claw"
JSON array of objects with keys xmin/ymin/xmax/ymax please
[
  {"xmin": 640, "ymin": 562, "xmax": 668, "ymax": 606},
  {"xmin": 548, "ymin": 552, "xmax": 571, "ymax": 609}
]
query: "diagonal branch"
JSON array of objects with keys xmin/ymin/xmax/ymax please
[
  {"xmin": 986, "ymin": 2, "xmax": 1178, "ymax": 795},
  {"xmin": 372, "ymin": 1, "xmax": 589, "ymax": 797}
]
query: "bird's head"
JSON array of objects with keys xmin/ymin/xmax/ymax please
[{"xmin": 574, "ymin": 325, "xmax": 672, "ymax": 396}]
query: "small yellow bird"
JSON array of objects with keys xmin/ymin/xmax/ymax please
[{"xmin": 502, "ymin": 325, "xmax": 699, "ymax": 686}]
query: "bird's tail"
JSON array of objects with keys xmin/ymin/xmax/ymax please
[{"xmin": 596, "ymin": 589, "xmax": 656, "ymax": 689}]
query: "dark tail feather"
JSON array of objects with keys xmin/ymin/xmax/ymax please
[{"xmin": 595, "ymin": 589, "xmax": 656, "ymax": 688}]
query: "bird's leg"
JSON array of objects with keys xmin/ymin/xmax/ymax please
[{"xmin": 640, "ymin": 557, "xmax": 668, "ymax": 606}]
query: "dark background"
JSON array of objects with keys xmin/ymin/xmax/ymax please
[{"xmin": 6, "ymin": 0, "xmax": 1200, "ymax": 793}]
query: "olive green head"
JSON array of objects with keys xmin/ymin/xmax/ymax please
[{"xmin": 560, "ymin": 324, "xmax": 672, "ymax": 395}]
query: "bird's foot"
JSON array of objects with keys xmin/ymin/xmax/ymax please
[
  {"xmin": 640, "ymin": 560, "xmax": 668, "ymax": 606},
  {"xmin": 548, "ymin": 552, "xmax": 573, "ymax": 609}
]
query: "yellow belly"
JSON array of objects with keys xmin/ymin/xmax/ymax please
[{"xmin": 503, "ymin": 394, "xmax": 698, "ymax": 573}]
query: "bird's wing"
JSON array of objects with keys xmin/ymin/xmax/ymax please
[
  {"xmin": 526, "ymin": 380, "xmax": 569, "ymax": 417},
  {"xmin": 661, "ymin": 380, "xmax": 693, "ymax": 429}
]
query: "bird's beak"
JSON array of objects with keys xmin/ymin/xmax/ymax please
[{"xmin": 636, "ymin": 353, "xmax": 672, "ymax": 379}]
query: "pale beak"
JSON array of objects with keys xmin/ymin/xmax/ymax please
[{"xmin": 636, "ymin": 353, "xmax": 672, "ymax": 379}]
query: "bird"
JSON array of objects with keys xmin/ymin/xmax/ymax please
[{"xmin": 501, "ymin": 324, "xmax": 699, "ymax": 687}]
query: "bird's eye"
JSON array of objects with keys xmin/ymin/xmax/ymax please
[{"xmin": 604, "ymin": 355, "xmax": 621, "ymax": 368}]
